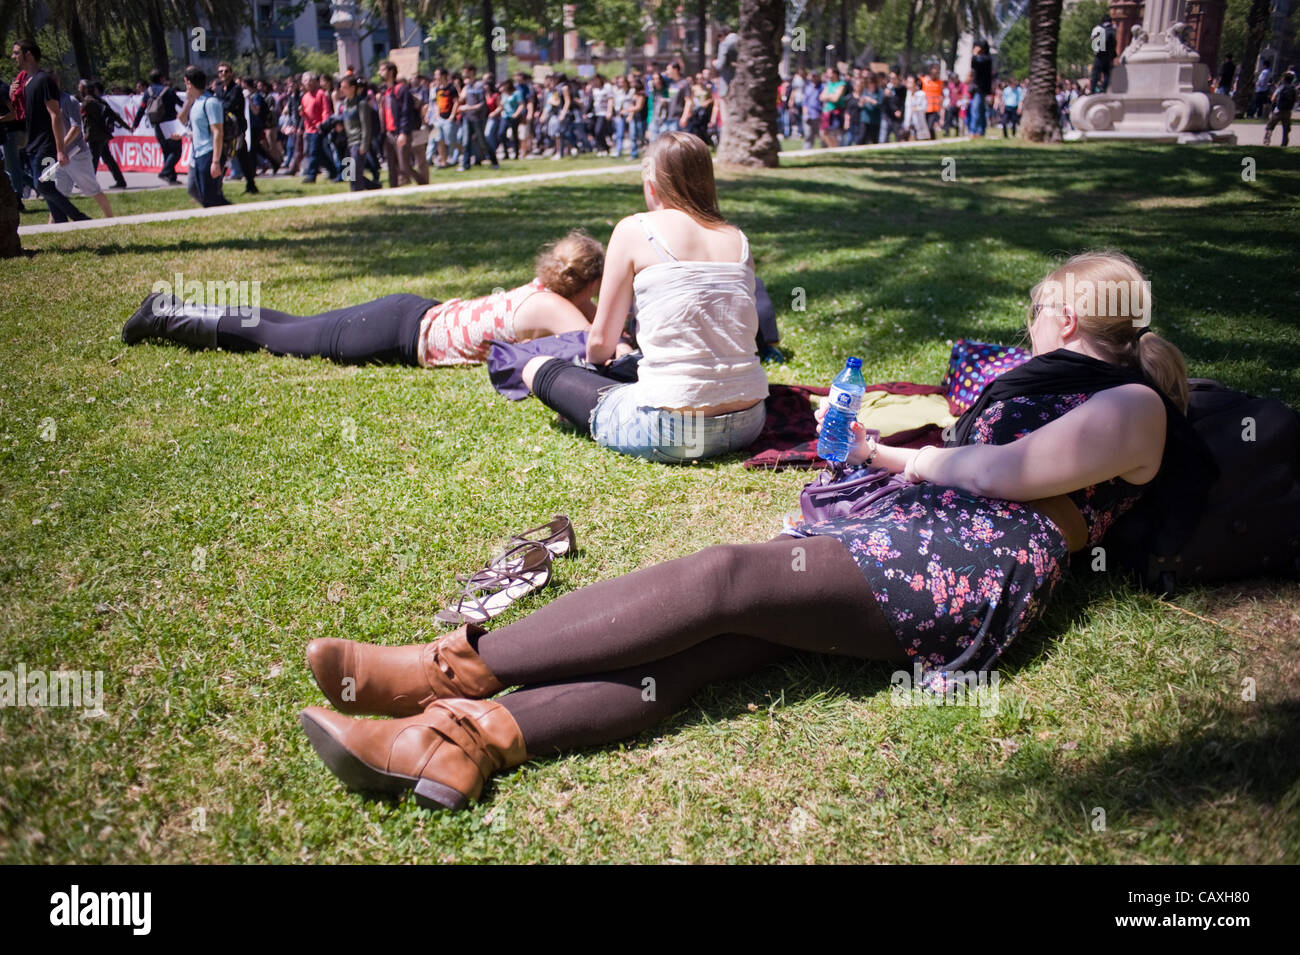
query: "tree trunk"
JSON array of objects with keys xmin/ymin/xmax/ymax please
[
  {"xmin": 0, "ymin": 170, "xmax": 22, "ymax": 259},
  {"xmin": 146, "ymin": 0, "xmax": 171, "ymax": 76},
  {"xmin": 483, "ymin": 0, "xmax": 497, "ymax": 76},
  {"xmin": 66, "ymin": 5, "xmax": 94, "ymax": 79},
  {"xmin": 902, "ymin": 0, "xmax": 918, "ymax": 75},
  {"xmin": 1021, "ymin": 0, "xmax": 1063, "ymax": 143},
  {"xmin": 1233, "ymin": 0, "xmax": 1271, "ymax": 116},
  {"xmin": 384, "ymin": 0, "xmax": 404, "ymax": 50},
  {"xmin": 717, "ymin": 0, "xmax": 782, "ymax": 168},
  {"xmin": 839, "ymin": 0, "xmax": 848, "ymax": 66},
  {"xmin": 698, "ymin": 0, "xmax": 710, "ymax": 73}
]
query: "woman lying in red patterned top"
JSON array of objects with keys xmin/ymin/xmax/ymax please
[{"xmin": 120, "ymin": 230, "xmax": 605, "ymax": 367}]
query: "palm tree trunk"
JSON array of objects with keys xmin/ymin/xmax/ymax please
[
  {"xmin": 717, "ymin": 0, "xmax": 783, "ymax": 168},
  {"xmin": 1233, "ymin": 0, "xmax": 1271, "ymax": 116},
  {"xmin": 1021, "ymin": 0, "xmax": 1063, "ymax": 143}
]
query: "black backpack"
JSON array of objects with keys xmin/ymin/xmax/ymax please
[
  {"xmin": 1275, "ymin": 84, "xmax": 1297, "ymax": 114},
  {"xmin": 146, "ymin": 86, "xmax": 174, "ymax": 125},
  {"xmin": 218, "ymin": 101, "xmax": 242, "ymax": 160},
  {"xmin": 1108, "ymin": 379, "xmax": 1300, "ymax": 592}
]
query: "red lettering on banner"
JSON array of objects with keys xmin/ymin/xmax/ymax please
[{"xmin": 102, "ymin": 135, "xmax": 191, "ymax": 174}]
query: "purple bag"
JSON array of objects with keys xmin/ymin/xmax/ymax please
[{"xmin": 799, "ymin": 463, "xmax": 911, "ymax": 523}]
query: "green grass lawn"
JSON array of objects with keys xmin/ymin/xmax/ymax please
[{"xmin": 3, "ymin": 138, "xmax": 1298, "ymax": 863}]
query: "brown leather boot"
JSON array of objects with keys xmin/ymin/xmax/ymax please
[
  {"xmin": 299, "ymin": 698, "xmax": 528, "ymax": 810},
  {"xmin": 305, "ymin": 624, "xmax": 504, "ymax": 717}
]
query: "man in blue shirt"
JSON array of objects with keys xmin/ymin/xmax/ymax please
[
  {"xmin": 1000, "ymin": 79, "xmax": 1022, "ymax": 137},
  {"xmin": 178, "ymin": 66, "xmax": 228, "ymax": 207}
]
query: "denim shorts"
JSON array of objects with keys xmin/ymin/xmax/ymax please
[{"xmin": 589, "ymin": 383, "xmax": 767, "ymax": 464}]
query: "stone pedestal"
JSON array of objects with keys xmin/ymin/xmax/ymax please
[{"xmin": 1072, "ymin": 0, "xmax": 1235, "ymax": 142}]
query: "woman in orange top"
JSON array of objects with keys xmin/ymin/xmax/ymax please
[
  {"xmin": 120, "ymin": 231, "xmax": 604, "ymax": 366},
  {"xmin": 921, "ymin": 65, "xmax": 944, "ymax": 139}
]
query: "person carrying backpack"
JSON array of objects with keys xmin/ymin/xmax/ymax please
[
  {"xmin": 135, "ymin": 68, "xmax": 182, "ymax": 183},
  {"xmin": 1264, "ymin": 72, "xmax": 1296, "ymax": 147},
  {"xmin": 1090, "ymin": 15, "xmax": 1118, "ymax": 94},
  {"xmin": 381, "ymin": 61, "xmax": 431, "ymax": 185}
]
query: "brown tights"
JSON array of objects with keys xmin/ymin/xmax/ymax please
[{"xmin": 473, "ymin": 536, "xmax": 906, "ymax": 755}]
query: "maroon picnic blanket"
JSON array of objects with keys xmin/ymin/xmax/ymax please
[{"xmin": 743, "ymin": 382, "xmax": 946, "ymax": 471}]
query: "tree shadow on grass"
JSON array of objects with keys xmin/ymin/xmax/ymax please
[
  {"xmin": 977, "ymin": 699, "xmax": 1300, "ymax": 843},
  {"xmin": 77, "ymin": 142, "xmax": 1300, "ymax": 401}
]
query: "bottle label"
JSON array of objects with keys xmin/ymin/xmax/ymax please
[{"xmin": 827, "ymin": 385, "xmax": 862, "ymax": 417}]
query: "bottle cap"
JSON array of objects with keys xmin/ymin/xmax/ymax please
[{"xmin": 845, "ymin": 356, "xmax": 862, "ymax": 369}]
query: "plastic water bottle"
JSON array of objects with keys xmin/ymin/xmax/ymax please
[{"xmin": 817, "ymin": 356, "xmax": 866, "ymax": 464}]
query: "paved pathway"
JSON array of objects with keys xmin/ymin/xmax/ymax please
[{"xmin": 19, "ymin": 137, "xmax": 965, "ymax": 237}]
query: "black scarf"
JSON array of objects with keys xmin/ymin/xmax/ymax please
[{"xmin": 948, "ymin": 349, "xmax": 1218, "ymax": 560}]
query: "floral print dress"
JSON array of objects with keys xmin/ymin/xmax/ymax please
[{"xmin": 788, "ymin": 391, "xmax": 1146, "ymax": 682}]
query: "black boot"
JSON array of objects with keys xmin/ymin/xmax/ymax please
[{"xmin": 121, "ymin": 292, "xmax": 222, "ymax": 349}]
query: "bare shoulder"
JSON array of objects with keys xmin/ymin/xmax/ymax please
[{"xmin": 1096, "ymin": 382, "xmax": 1166, "ymax": 420}]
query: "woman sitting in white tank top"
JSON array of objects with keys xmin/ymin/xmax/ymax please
[{"xmin": 523, "ymin": 131, "xmax": 769, "ymax": 463}]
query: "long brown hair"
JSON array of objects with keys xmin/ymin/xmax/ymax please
[{"xmin": 642, "ymin": 131, "xmax": 726, "ymax": 226}]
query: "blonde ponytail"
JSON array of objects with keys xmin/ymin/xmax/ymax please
[{"xmin": 1136, "ymin": 331, "xmax": 1189, "ymax": 413}]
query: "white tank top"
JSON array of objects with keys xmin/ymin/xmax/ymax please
[{"xmin": 624, "ymin": 214, "xmax": 769, "ymax": 410}]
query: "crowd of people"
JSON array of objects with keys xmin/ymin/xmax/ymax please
[
  {"xmin": 778, "ymin": 50, "xmax": 1026, "ymax": 145},
  {"xmin": 120, "ymin": 57, "xmax": 734, "ymax": 206},
  {"xmin": 7, "ymin": 28, "xmax": 1296, "ymax": 223}
]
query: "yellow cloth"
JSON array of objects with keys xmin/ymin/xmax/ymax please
[{"xmin": 857, "ymin": 391, "xmax": 956, "ymax": 438}]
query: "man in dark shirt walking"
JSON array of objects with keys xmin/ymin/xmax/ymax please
[
  {"xmin": 969, "ymin": 42, "xmax": 994, "ymax": 136},
  {"xmin": 1217, "ymin": 54, "xmax": 1236, "ymax": 96},
  {"xmin": 457, "ymin": 64, "xmax": 497, "ymax": 171},
  {"xmin": 80, "ymin": 81, "xmax": 128, "ymax": 190},
  {"xmin": 134, "ymin": 68, "xmax": 182, "ymax": 183},
  {"xmin": 10, "ymin": 38, "xmax": 88, "ymax": 222},
  {"xmin": 216, "ymin": 62, "xmax": 257, "ymax": 194},
  {"xmin": 380, "ymin": 61, "xmax": 431, "ymax": 185}
]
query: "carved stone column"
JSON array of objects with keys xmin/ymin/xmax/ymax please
[
  {"xmin": 1184, "ymin": 0, "xmax": 1226, "ymax": 70},
  {"xmin": 1110, "ymin": 0, "xmax": 1145, "ymax": 57}
]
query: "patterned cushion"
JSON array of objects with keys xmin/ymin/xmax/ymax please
[{"xmin": 941, "ymin": 339, "xmax": 1032, "ymax": 415}]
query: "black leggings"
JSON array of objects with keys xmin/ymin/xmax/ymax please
[
  {"xmin": 529, "ymin": 358, "xmax": 611, "ymax": 434},
  {"xmin": 214, "ymin": 293, "xmax": 436, "ymax": 366},
  {"xmin": 475, "ymin": 536, "xmax": 907, "ymax": 755}
]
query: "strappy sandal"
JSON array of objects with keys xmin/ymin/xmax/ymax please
[
  {"xmin": 506, "ymin": 515, "xmax": 577, "ymax": 559},
  {"xmin": 436, "ymin": 541, "xmax": 554, "ymax": 626}
]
